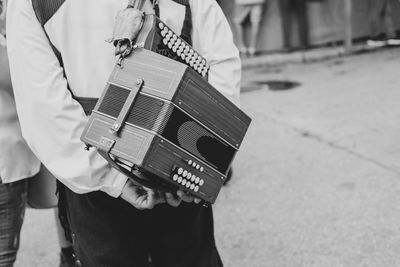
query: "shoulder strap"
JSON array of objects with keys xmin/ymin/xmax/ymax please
[
  {"xmin": 32, "ymin": 0, "xmax": 65, "ymax": 26},
  {"xmin": 32, "ymin": 0, "xmax": 65, "ymax": 68}
]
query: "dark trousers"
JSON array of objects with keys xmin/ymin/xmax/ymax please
[
  {"xmin": 279, "ymin": 0, "xmax": 309, "ymax": 49},
  {"xmin": 367, "ymin": 0, "xmax": 396, "ymax": 39},
  {"xmin": 59, "ymin": 185, "xmax": 223, "ymax": 267},
  {"xmin": 0, "ymin": 180, "xmax": 27, "ymax": 267}
]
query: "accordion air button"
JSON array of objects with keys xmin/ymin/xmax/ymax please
[
  {"xmin": 173, "ymin": 174, "xmax": 179, "ymax": 181},
  {"xmin": 182, "ymin": 179, "xmax": 187, "ymax": 186},
  {"xmin": 194, "ymin": 186, "xmax": 199, "ymax": 192},
  {"xmin": 178, "ymin": 168, "xmax": 183, "ymax": 175},
  {"xmin": 178, "ymin": 176, "xmax": 183, "ymax": 183},
  {"xmin": 199, "ymin": 179, "xmax": 204, "ymax": 186}
]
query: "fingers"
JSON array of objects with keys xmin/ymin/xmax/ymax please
[
  {"xmin": 120, "ymin": 180, "xmax": 203, "ymax": 209},
  {"xmin": 120, "ymin": 181, "xmax": 163, "ymax": 210},
  {"xmin": 164, "ymin": 192, "xmax": 181, "ymax": 207},
  {"xmin": 176, "ymin": 190, "xmax": 202, "ymax": 204}
]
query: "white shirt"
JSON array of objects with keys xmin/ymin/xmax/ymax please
[
  {"xmin": 6, "ymin": 0, "xmax": 241, "ymax": 197},
  {"xmin": 0, "ymin": 35, "xmax": 41, "ymax": 183}
]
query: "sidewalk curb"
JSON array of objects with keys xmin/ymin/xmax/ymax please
[{"xmin": 241, "ymin": 44, "xmax": 373, "ymax": 69}]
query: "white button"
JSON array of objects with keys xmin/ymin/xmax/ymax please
[
  {"xmin": 199, "ymin": 179, "xmax": 204, "ymax": 186},
  {"xmin": 192, "ymin": 162, "xmax": 196, "ymax": 167},
  {"xmin": 200, "ymin": 167, "xmax": 204, "ymax": 172},
  {"xmin": 191, "ymin": 175, "xmax": 196, "ymax": 182},
  {"xmin": 183, "ymin": 170, "xmax": 188, "ymax": 177},
  {"xmin": 194, "ymin": 186, "xmax": 199, "ymax": 192},
  {"xmin": 159, "ymin": 22, "xmax": 164, "ymax": 29},
  {"xmin": 182, "ymin": 179, "xmax": 187, "ymax": 186},
  {"xmin": 173, "ymin": 174, "xmax": 178, "ymax": 181},
  {"xmin": 196, "ymin": 165, "xmax": 200, "ymax": 170},
  {"xmin": 187, "ymin": 173, "xmax": 192, "ymax": 179},
  {"xmin": 190, "ymin": 184, "xmax": 195, "ymax": 190},
  {"xmin": 178, "ymin": 168, "xmax": 183, "ymax": 175},
  {"xmin": 195, "ymin": 177, "xmax": 200, "ymax": 184},
  {"xmin": 186, "ymin": 182, "xmax": 191, "ymax": 188},
  {"xmin": 178, "ymin": 176, "xmax": 183, "ymax": 183}
]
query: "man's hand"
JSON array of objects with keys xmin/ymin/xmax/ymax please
[
  {"xmin": 120, "ymin": 180, "xmax": 165, "ymax": 210},
  {"xmin": 164, "ymin": 190, "xmax": 202, "ymax": 207}
]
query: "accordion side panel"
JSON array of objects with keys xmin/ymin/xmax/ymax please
[
  {"xmin": 94, "ymin": 83, "xmax": 236, "ymax": 174},
  {"xmin": 142, "ymin": 137, "xmax": 224, "ymax": 204},
  {"xmin": 108, "ymin": 49, "xmax": 186, "ymax": 101},
  {"xmin": 81, "ymin": 113, "xmax": 154, "ymax": 166},
  {"xmin": 175, "ymin": 70, "xmax": 251, "ymax": 148}
]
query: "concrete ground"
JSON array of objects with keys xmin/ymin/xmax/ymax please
[{"xmin": 15, "ymin": 47, "xmax": 400, "ymax": 267}]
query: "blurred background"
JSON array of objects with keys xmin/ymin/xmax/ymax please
[{"xmin": 8, "ymin": 0, "xmax": 400, "ymax": 266}]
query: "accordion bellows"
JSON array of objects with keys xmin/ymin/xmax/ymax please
[{"xmin": 81, "ymin": 32, "xmax": 251, "ymax": 204}]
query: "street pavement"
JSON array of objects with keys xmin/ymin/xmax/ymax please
[{"xmin": 15, "ymin": 47, "xmax": 400, "ymax": 267}]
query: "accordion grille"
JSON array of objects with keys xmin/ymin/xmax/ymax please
[{"xmin": 97, "ymin": 84, "xmax": 173, "ymax": 133}]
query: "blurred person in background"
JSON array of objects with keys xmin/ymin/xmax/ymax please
[
  {"xmin": 0, "ymin": 1, "xmax": 74, "ymax": 266},
  {"xmin": 367, "ymin": 0, "xmax": 400, "ymax": 47},
  {"xmin": 279, "ymin": 0, "xmax": 309, "ymax": 51},
  {"xmin": 233, "ymin": 0, "xmax": 266, "ymax": 56}
]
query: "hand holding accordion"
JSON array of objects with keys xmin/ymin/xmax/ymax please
[{"xmin": 81, "ymin": 11, "xmax": 251, "ymax": 205}]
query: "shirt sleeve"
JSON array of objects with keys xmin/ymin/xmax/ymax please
[
  {"xmin": 6, "ymin": 0, "xmax": 127, "ymax": 197},
  {"xmin": 191, "ymin": 0, "xmax": 241, "ymax": 106}
]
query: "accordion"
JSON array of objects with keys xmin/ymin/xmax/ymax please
[
  {"xmin": 135, "ymin": 14, "xmax": 210, "ymax": 78},
  {"xmin": 81, "ymin": 18, "xmax": 251, "ymax": 204}
]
